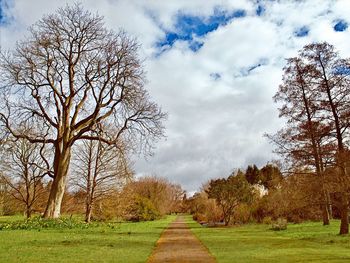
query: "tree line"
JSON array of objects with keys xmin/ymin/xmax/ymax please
[{"xmin": 187, "ymin": 42, "xmax": 350, "ymax": 235}]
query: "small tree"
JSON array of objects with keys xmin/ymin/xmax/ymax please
[
  {"xmin": 245, "ymin": 165, "xmax": 260, "ymax": 185},
  {"xmin": 206, "ymin": 171, "xmax": 253, "ymax": 226},
  {"xmin": 259, "ymin": 164, "xmax": 283, "ymax": 190},
  {"xmin": 0, "ymin": 138, "xmax": 49, "ymax": 217},
  {"xmin": 121, "ymin": 176, "xmax": 184, "ymax": 220},
  {"xmin": 71, "ymin": 138, "xmax": 133, "ymax": 222}
]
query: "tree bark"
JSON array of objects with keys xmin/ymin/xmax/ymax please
[
  {"xmin": 85, "ymin": 202, "xmax": 93, "ymax": 223},
  {"xmin": 321, "ymin": 203, "xmax": 330, "ymax": 226},
  {"xmin": 339, "ymin": 196, "xmax": 349, "ymax": 235},
  {"xmin": 43, "ymin": 145, "xmax": 71, "ymax": 218},
  {"xmin": 25, "ymin": 207, "xmax": 31, "ymax": 219},
  {"xmin": 319, "ymin": 56, "xmax": 349, "ymax": 234}
]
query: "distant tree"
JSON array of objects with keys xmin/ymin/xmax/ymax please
[
  {"xmin": 0, "ymin": 174, "xmax": 10, "ymax": 215},
  {"xmin": 245, "ymin": 165, "xmax": 260, "ymax": 185},
  {"xmin": 259, "ymin": 164, "xmax": 283, "ymax": 190},
  {"xmin": 0, "ymin": 4, "xmax": 166, "ymax": 218},
  {"xmin": 71, "ymin": 138, "xmax": 133, "ymax": 222},
  {"xmin": 187, "ymin": 190, "xmax": 222, "ymax": 224},
  {"xmin": 206, "ymin": 171, "xmax": 253, "ymax": 226},
  {"xmin": 122, "ymin": 176, "xmax": 185, "ymax": 221}
]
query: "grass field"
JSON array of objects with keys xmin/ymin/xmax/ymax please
[
  {"xmin": 0, "ymin": 215, "xmax": 175, "ymax": 263},
  {"xmin": 186, "ymin": 216, "xmax": 350, "ymax": 263}
]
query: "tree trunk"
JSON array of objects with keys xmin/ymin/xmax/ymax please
[
  {"xmin": 25, "ymin": 207, "xmax": 31, "ymax": 219},
  {"xmin": 85, "ymin": 193, "xmax": 94, "ymax": 223},
  {"xmin": 43, "ymin": 145, "xmax": 71, "ymax": 218},
  {"xmin": 224, "ymin": 217, "xmax": 230, "ymax": 226},
  {"xmin": 85, "ymin": 202, "xmax": 93, "ymax": 223},
  {"xmin": 321, "ymin": 189, "xmax": 331, "ymax": 225},
  {"xmin": 339, "ymin": 195, "xmax": 349, "ymax": 235},
  {"xmin": 321, "ymin": 203, "xmax": 330, "ymax": 225},
  {"xmin": 327, "ymin": 192, "xmax": 333, "ymax": 219}
]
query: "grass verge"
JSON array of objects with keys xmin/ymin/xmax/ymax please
[
  {"xmin": 186, "ymin": 216, "xmax": 350, "ymax": 263},
  {"xmin": 0, "ymin": 215, "xmax": 175, "ymax": 263}
]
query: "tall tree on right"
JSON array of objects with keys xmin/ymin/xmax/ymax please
[
  {"xmin": 271, "ymin": 56, "xmax": 334, "ymax": 226},
  {"xmin": 302, "ymin": 43, "xmax": 350, "ymax": 234},
  {"xmin": 272, "ymin": 42, "xmax": 350, "ymax": 234}
]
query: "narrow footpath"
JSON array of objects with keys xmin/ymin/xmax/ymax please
[{"xmin": 147, "ymin": 215, "xmax": 216, "ymax": 263}]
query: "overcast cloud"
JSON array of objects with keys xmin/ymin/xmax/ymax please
[{"xmin": 1, "ymin": 0, "xmax": 350, "ymax": 193}]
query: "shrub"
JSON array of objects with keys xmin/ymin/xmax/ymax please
[
  {"xmin": 271, "ymin": 218, "xmax": 287, "ymax": 231},
  {"xmin": 262, "ymin": 216, "xmax": 272, "ymax": 225},
  {"xmin": 0, "ymin": 216, "xmax": 93, "ymax": 230},
  {"xmin": 124, "ymin": 196, "xmax": 160, "ymax": 222},
  {"xmin": 232, "ymin": 203, "xmax": 252, "ymax": 224},
  {"xmin": 193, "ymin": 213, "xmax": 206, "ymax": 223}
]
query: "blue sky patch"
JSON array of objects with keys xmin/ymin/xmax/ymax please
[
  {"xmin": 156, "ymin": 8, "xmax": 246, "ymax": 52},
  {"xmin": 210, "ymin": 72, "xmax": 221, "ymax": 81},
  {"xmin": 235, "ymin": 58, "xmax": 269, "ymax": 77},
  {"xmin": 189, "ymin": 41, "xmax": 204, "ymax": 52},
  {"xmin": 294, "ymin": 26, "xmax": 309, "ymax": 37},
  {"xmin": 256, "ymin": 4, "xmax": 265, "ymax": 16},
  {"xmin": 334, "ymin": 66, "xmax": 350, "ymax": 75},
  {"xmin": 334, "ymin": 20, "xmax": 348, "ymax": 32},
  {"xmin": 0, "ymin": 2, "xmax": 4, "ymax": 25},
  {"xmin": 0, "ymin": 0, "xmax": 13, "ymax": 26}
]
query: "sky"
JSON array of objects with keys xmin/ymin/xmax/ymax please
[{"xmin": 1, "ymin": 0, "xmax": 350, "ymax": 193}]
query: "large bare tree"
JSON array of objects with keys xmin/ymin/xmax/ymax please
[{"xmin": 0, "ymin": 4, "xmax": 166, "ymax": 218}]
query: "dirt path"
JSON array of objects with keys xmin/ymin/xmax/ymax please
[{"xmin": 147, "ymin": 215, "xmax": 216, "ymax": 263}]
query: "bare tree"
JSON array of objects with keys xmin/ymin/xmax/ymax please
[
  {"xmin": 270, "ymin": 56, "xmax": 334, "ymax": 225},
  {"xmin": 0, "ymin": 4, "xmax": 166, "ymax": 218},
  {"xmin": 300, "ymin": 43, "xmax": 350, "ymax": 234},
  {"xmin": 0, "ymin": 138, "xmax": 49, "ymax": 218},
  {"xmin": 71, "ymin": 138, "xmax": 133, "ymax": 222},
  {"xmin": 270, "ymin": 42, "xmax": 350, "ymax": 234}
]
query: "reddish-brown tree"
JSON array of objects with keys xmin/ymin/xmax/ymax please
[
  {"xmin": 300, "ymin": 43, "xmax": 350, "ymax": 234},
  {"xmin": 271, "ymin": 42, "xmax": 350, "ymax": 234},
  {"xmin": 271, "ymin": 56, "xmax": 334, "ymax": 225}
]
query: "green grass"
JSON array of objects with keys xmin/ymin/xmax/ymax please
[
  {"xmin": 0, "ymin": 215, "xmax": 175, "ymax": 263},
  {"xmin": 186, "ymin": 216, "xmax": 350, "ymax": 263}
]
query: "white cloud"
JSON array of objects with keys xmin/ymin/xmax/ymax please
[{"xmin": 1, "ymin": 0, "xmax": 350, "ymax": 192}]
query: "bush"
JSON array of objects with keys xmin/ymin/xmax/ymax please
[
  {"xmin": 0, "ymin": 216, "xmax": 93, "ymax": 230},
  {"xmin": 271, "ymin": 218, "xmax": 287, "ymax": 231},
  {"xmin": 232, "ymin": 204, "xmax": 252, "ymax": 224},
  {"xmin": 262, "ymin": 216, "xmax": 272, "ymax": 225},
  {"xmin": 124, "ymin": 196, "xmax": 160, "ymax": 222},
  {"xmin": 192, "ymin": 213, "xmax": 206, "ymax": 223}
]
